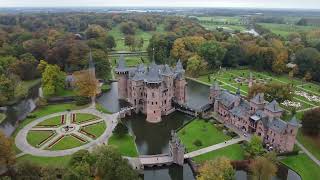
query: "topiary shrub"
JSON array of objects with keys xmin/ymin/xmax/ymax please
[
  {"xmin": 181, "ymin": 130, "xmax": 186, "ymax": 135},
  {"xmin": 193, "ymin": 139, "xmax": 203, "ymax": 147},
  {"xmin": 75, "ymin": 96, "xmax": 90, "ymax": 106}
]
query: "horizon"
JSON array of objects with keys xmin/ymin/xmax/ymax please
[{"xmin": 1, "ymin": 0, "xmax": 320, "ymax": 10}]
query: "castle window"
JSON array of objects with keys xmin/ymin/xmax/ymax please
[
  {"xmin": 152, "ymin": 102, "xmax": 154, "ymax": 105},
  {"xmin": 290, "ymin": 129, "xmax": 293, "ymax": 134},
  {"xmin": 156, "ymin": 102, "xmax": 158, "ymax": 105},
  {"xmin": 141, "ymin": 93, "xmax": 143, "ymax": 96},
  {"xmin": 154, "ymin": 111, "xmax": 156, "ymax": 114},
  {"xmin": 134, "ymin": 99, "xmax": 136, "ymax": 105},
  {"xmin": 152, "ymin": 92, "xmax": 155, "ymax": 98},
  {"xmin": 165, "ymin": 100, "xmax": 167, "ymax": 104}
]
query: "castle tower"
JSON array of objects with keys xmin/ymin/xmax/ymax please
[
  {"xmin": 144, "ymin": 62, "xmax": 162, "ymax": 123},
  {"xmin": 169, "ymin": 130, "xmax": 185, "ymax": 166},
  {"xmin": 250, "ymin": 93, "xmax": 265, "ymax": 113},
  {"xmin": 115, "ymin": 55, "xmax": 129, "ymax": 100},
  {"xmin": 248, "ymin": 72, "xmax": 253, "ymax": 88},
  {"xmin": 264, "ymin": 100, "xmax": 283, "ymax": 119},
  {"xmin": 209, "ymin": 81, "xmax": 221, "ymax": 102},
  {"xmin": 174, "ymin": 60, "xmax": 187, "ymax": 104},
  {"xmin": 285, "ymin": 116, "xmax": 300, "ymax": 151},
  {"xmin": 161, "ymin": 64, "xmax": 175, "ymax": 114}
]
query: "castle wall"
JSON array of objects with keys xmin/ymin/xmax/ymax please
[
  {"xmin": 174, "ymin": 79, "xmax": 187, "ymax": 104},
  {"xmin": 117, "ymin": 73, "xmax": 128, "ymax": 100},
  {"xmin": 145, "ymin": 83, "xmax": 162, "ymax": 123}
]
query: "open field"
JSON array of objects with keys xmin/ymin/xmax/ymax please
[
  {"xmin": 108, "ymin": 24, "xmax": 165, "ymax": 51},
  {"xmin": 110, "ymin": 55, "xmax": 150, "ymax": 67},
  {"xmin": 108, "ymin": 134, "xmax": 139, "ymax": 157},
  {"xmin": 281, "ymin": 154, "xmax": 320, "ymax": 180},
  {"xmin": 178, "ymin": 119, "xmax": 231, "ymax": 152},
  {"xmin": 196, "ymin": 68, "xmax": 320, "ymax": 113},
  {"xmin": 192, "ymin": 143, "xmax": 245, "ymax": 164},
  {"xmin": 258, "ymin": 23, "xmax": 320, "ymax": 38},
  {"xmin": 195, "ymin": 16, "xmax": 247, "ymax": 32}
]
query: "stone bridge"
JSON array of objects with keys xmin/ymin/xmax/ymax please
[{"xmin": 118, "ymin": 106, "xmax": 135, "ymax": 118}]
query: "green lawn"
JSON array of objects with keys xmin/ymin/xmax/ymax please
[
  {"xmin": 82, "ymin": 122, "xmax": 106, "ymax": 138},
  {"xmin": 111, "ymin": 55, "xmax": 150, "ymax": 67},
  {"xmin": 49, "ymin": 135, "xmax": 86, "ymax": 151},
  {"xmin": 17, "ymin": 155, "xmax": 72, "ymax": 167},
  {"xmin": 108, "ymin": 24, "xmax": 165, "ymax": 51},
  {"xmin": 192, "ymin": 143, "xmax": 245, "ymax": 164},
  {"xmin": 258, "ymin": 23, "xmax": 320, "ymax": 38},
  {"xmin": 178, "ymin": 119, "xmax": 231, "ymax": 152},
  {"xmin": 297, "ymin": 131, "xmax": 320, "ymax": 160},
  {"xmin": 76, "ymin": 113, "xmax": 98, "ymax": 123},
  {"xmin": 108, "ymin": 134, "xmax": 139, "ymax": 157},
  {"xmin": 95, "ymin": 103, "xmax": 112, "ymax": 114},
  {"xmin": 281, "ymin": 154, "xmax": 320, "ymax": 180},
  {"xmin": 27, "ymin": 131, "xmax": 54, "ymax": 147},
  {"xmin": 37, "ymin": 116, "xmax": 62, "ymax": 126},
  {"xmin": 53, "ymin": 88, "xmax": 77, "ymax": 97}
]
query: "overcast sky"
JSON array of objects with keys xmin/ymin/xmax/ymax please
[{"xmin": 0, "ymin": 0, "xmax": 319, "ymax": 9}]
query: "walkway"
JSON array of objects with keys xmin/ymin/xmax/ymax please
[
  {"xmin": 296, "ymin": 140, "xmax": 320, "ymax": 167},
  {"xmin": 184, "ymin": 137, "xmax": 245, "ymax": 158},
  {"xmin": 15, "ymin": 106, "xmax": 119, "ymax": 157}
]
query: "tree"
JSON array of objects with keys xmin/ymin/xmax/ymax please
[
  {"xmin": 197, "ymin": 157, "xmax": 235, "ymax": 180},
  {"xmin": 42, "ymin": 64, "xmax": 66, "ymax": 96},
  {"xmin": 66, "ymin": 150, "xmax": 93, "ymax": 179},
  {"xmin": 37, "ymin": 60, "xmax": 48, "ymax": 74},
  {"xmin": 295, "ymin": 48, "xmax": 320, "ymax": 82},
  {"xmin": 245, "ymin": 135, "xmax": 264, "ymax": 157},
  {"xmin": 0, "ymin": 74, "xmax": 14, "ymax": 104},
  {"xmin": 199, "ymin": 40, "xmax": 226, "ymax": 68},
  {"xmin": 9, "ymin": 60, "xmax": 38, "ymax": 81},
  {"xmin": 113, "ymin": 122, "xmax": 129, "ymax": 137},
  {"xmin": 249, "ymin": 156, "xmax": 277, "ymax": 180},
  {"xmin": 248, "ymin": 83, "xmax": 293, "ymax": 103},
  {"xmin": 136, "ymin": 37, "xmax": 144, "ymax": 51},
  {"xmin": 91, "ymin": 49, "xmax": 111, "ymax": 80},
  {"xmin": 0, "ymin": 56, "xmax": 17, "ymax": 74},
  {"xmin": 303, "ymin": 71, "xmax": 312, "ymax": 82},
  {"xmin": 85, "ymin": 24, "xmax": 106, "ymax": 39},
  {"xmin": 301, "ymin": 108, "xmax": 320, "ymax": 136},
  {"xmin": 0, "ymin": 131, "xmax": 15, "ymax": 171},
  {"xmin": 186, "ymin": 55, "xmax": 206, "ymax": 77},
  {"xmin": 22, "ymin": 39, "xmax": 48, "ymax": 59},
  {"xmin": 223, "ymin": 43, "xmax": 244, "ymax": 67},
  {"xmin": 120, "ymin": 21, "xmax": 137, "ymax": 35},
  {"xmin": 92, "ymin": 146, "xmax": 139, "ymax": 180},
  {"xmin": 73, "ymin": 70, "xmax": 99, "ymax": 99},
  {"xmin": 105, "ymin": 35, "xmax": 116, "ymax": 50},
  {"xmin": 124, "ymin": 35, "xmax": 136, "ymax": 51}
]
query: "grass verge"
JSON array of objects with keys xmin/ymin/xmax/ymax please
[{"xmin": 108, "ymin": 134, "xmax": 139, "ymax": 157}]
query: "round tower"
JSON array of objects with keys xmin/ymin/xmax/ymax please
[{"xmin": 115, "ymin": 55, "xmax": 129, "ymax": 100}]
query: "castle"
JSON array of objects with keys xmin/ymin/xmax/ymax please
[
  {"xmin": 115, "ymin": 55, "xmax": 187, "ymax": 123},
  {"xmin": 209, "ymin": 82, "xmax": 300, "ymax": 152}
]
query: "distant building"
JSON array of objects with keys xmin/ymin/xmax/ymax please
[
  {"xmin": 209, "ymin": 82, "xmax": 300, "ymax": 152},
  {"xmin": 115, "ymin": 55, "xmax": 187, "ymax": 123}
]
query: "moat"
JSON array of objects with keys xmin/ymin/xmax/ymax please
[{"xmin": 97, "ymin": 79, "xmax": 301, "ymax": 180}]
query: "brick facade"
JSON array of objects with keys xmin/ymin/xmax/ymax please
[
  {"xmin": 209, "ymin": 82, "xmax": 300, "ymax": 152},
  {"xmin": 115, "ymin": 55, "xmax": 187, "ymax": 123}
]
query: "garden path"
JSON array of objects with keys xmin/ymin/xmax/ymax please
[{"xmin": 15, "ymin": 105, "xmax": 119, "ymax": 157}]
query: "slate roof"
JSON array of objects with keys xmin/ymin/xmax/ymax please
[
  {"xmin": 288, "ymin": 116, "xmax": 300, "ymax": 127},
  {"xmin": 251, "ymin": 93, "xmax": 265, "ymax": 104},
  {"xmin": 115, "ymin": 55, "xmax": 129, "ymax": 73},
  {"xmin": 269, "ymin": 118, "xmax": 287, "ymax": 134},
  {"xmin": 162, "ymin": 64, "xmax": 174, "ymax": 76},
  {"xmin": 217, "ymin": 90, "xmax": 239, "ymax": 108},
  {"xmin": 230, "ymin": 100, "xmax": 250, "ymax": 118},
  {"xmin": 144, "ymin": 62, "xmax": 162, "ymax": 83},
  {"xmin": 265, "ymin": 100, "xmax": 283, "ymax": 113},
  {"xmin": 175, "ymin": 59, "xmax": 185, "ymax": 73}
]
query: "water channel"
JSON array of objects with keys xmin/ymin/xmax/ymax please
[
  {"xmin": 0, "ymin": 78, "xmax": 301, "ymax": 180},
  {"xmin": 97, "ymin": 79, "xmax": 301, "ymax": 180}
]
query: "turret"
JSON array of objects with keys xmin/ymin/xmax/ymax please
[
  {"xmin": 250, "ymin": 93, "xmax": 265, "ymax": 113},
  {"xmin": 248, "ymin": 72, "xmax": 253, "ymax": 88},
  {"xmin": 264, "ymin": 100, "xmax": 283, "ymax": 119},
  {"xmin": 285, "ymin": 116, "xmax": 301, "ymax": 151},
  {"xmin": 174, "ymin": 60, "xmax": 187, "ymax": 104},
  {"xmin": 115, "ymin": 55, "xmax": 129, "ymax": 100},
  {"xmin": 144, "ymin": 62, "xmax": 162, "ymax": 123}
]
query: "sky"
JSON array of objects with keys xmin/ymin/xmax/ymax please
[{"xmin": 0, "ymin": 0, "xmax": 319, "ymax": 9}]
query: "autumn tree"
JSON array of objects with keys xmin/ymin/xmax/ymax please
[
  {"xmin": 199, "ymin": 40, "xmax": 226, "ymax": 68},
  {"xmin": 295, "ymin": 48, "xmax": 320, "ymax": 82},
  {"xmin": 171, "ymin": 36, "xmax": 205, "ymax": 65},
  {"xmin": 186, "ymin": 55, "xmax": 206, "ymax": 77},
  {"xmin": 120, "ymin": 21, "xmax": 137, "ymax": 35},
  {"xmin": 73, "ymin": 70, "xmax": 99, "ymax": 100},
  {"xmin": 249, "ymin": 156, "xmax": 277, "ymax": 180},
  {"xmin": 0, "ymin": 131, "xmax": 15, "ymax": 172},
  {"xmin": 197, "ymin": 157, "xmax": 235, "ymax": 180},
  {"xmin": 42, "ymin": 64, "xmax": 66, "ymax": 96},
  {"xmin": 22, "ymin": 39, "xmax": 48, "ymax": 59},
  {"xmin": 91, "ymin": 49, "xmax": 111, "ymax": 80},
  {"xmin": 301, "ymin": 108, "xmax": 320, "ymax": 136},
  {"xmin": 0, "ymin": 74, "xmax": 14, "ymax": 104},
  {"xmin": 248, "ymin": 83, "xmax": 293, "ymax": 103},
  {"xmin": 85, "ymin": 24, "xmax": 106, "ymax": 39}
]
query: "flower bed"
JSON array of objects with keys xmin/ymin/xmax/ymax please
[
  {"xmin": 70, "ymin": 133, "xmax": 87, "ymax": 143},
  {"xmin": 281, "ymin": 100, "xmax": 301, "ymax": 108},
  {"xmin": 295, "ymin": 91, "xmax": 320, "ymax": 103}
]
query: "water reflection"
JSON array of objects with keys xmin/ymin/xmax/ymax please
[{"xmin": 144, "ymin": 164, "xmax": 195, "ymax": 180}]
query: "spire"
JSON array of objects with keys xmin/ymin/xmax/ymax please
[
  {"xmin": 248, "ymin": 72, "xmax": 253, "ymax": 88},
  {"xmin": 288, "ymin": 116, "xmax": 300, "ymax": 127}
]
